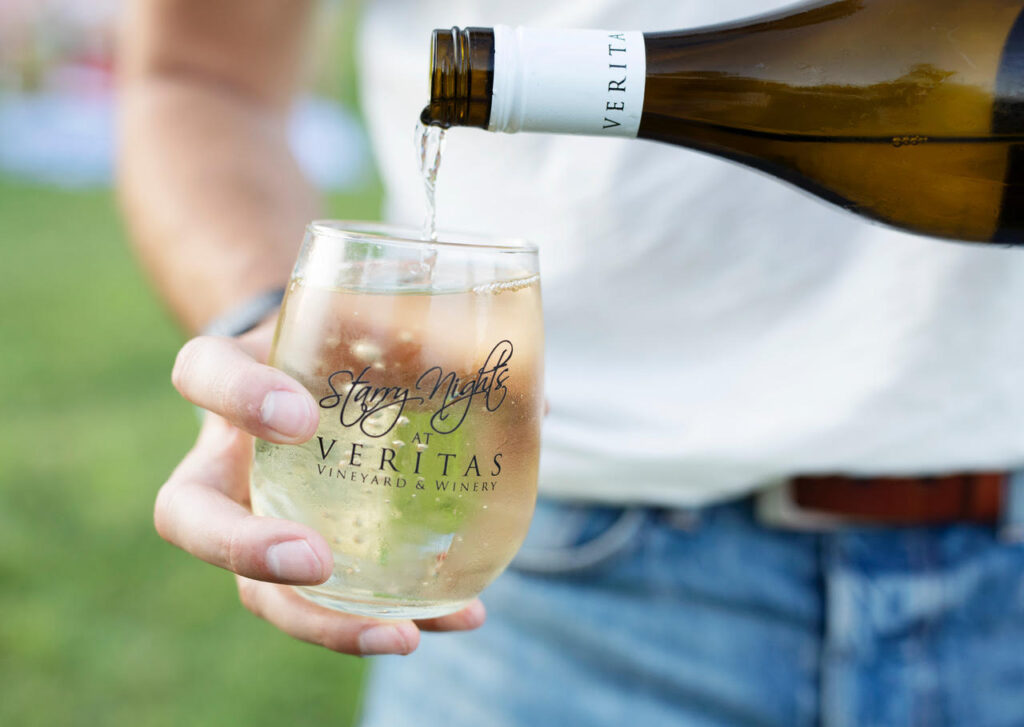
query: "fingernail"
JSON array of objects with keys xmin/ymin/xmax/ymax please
[
  {"xmin": 463, "ymin": 600, "xmax": 486, "ymax": 627},
  {"xmin": 260, "ymin": 391, "xmax": 313, "ymax": 439},
  {"xmin": 359, "ymin": 625, "xmax": 411, "ymax": 655},
  {"xmin": 266, "ymin": 540, "xmax": 323, "ymax": 582}
]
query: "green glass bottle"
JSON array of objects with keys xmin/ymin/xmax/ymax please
[{"xmin": 422, "ymin": 1, "xmax": 1024, "ymax": 244}]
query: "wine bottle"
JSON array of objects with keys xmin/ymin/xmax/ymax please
[{"xmin": 421, "ymin": 1, "xmax": 1024, "ymax": 244}]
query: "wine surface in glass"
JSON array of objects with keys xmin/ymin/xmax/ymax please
[{"xmin": 251, "ymin": 274, "xmax": 543, "ymax": 618}]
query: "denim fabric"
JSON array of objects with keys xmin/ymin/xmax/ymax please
[{"xmin": 359, "ymin": 496, "xmax": 1024, "ymax": 727}]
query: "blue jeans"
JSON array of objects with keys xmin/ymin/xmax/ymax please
[{"xmin": 359, "ymin": 486, "xmax": 1024, "ymax": 727}]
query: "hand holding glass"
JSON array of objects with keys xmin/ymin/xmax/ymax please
[{"xmin": 251, "ymin": 222, "xmax": 543, "ymax": 619}]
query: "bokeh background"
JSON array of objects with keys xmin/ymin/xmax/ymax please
[{"xmin": 1, "ymin": 1, "xmax": 382, "ymax": 723}]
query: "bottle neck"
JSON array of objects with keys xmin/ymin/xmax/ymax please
[
  {"xmin": 424, "ymin": 26, "xmax": 647, "ymax": 137},
  {"xmin": 421, "ymin": 27, "xmax": 495, "ymax": 130}
]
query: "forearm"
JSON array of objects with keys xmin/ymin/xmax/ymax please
[
  {"xmin": 116, "ymin": 0, "xmax": 317, "ymax": 334},
  {"xmin": 118, "ymin": 79, "xmax": 318, "ymax": 333}
]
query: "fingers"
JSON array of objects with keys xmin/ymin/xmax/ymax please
[
  {"xmin": 235, "ymin": 318, "xmax": 276, "ymax": 361},
  {"xmin": 172, "ymin": 335, "xmax": 318, "ymax": 443},
  {"xmin": 415, "ymin": 600, "xmax": 487, "ymax": 632},
  {"xmin": 235, "ymin": 581, "xmax": 487, "ymax": 655},
  {"xmin": 155, "ymin": 481, "xmax": 330, "ymax": 584},
  {"xmin": 154, "ymin": 415, "xmax": 333, "ymax": 584},
  {"xmin": 235, "ymin": 577, "xmax": 422, "ymax": 655}
]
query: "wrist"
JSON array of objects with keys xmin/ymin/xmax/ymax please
[{"xmin": 200, "ymin": 287, "xmax": 286, "ymax": 338}]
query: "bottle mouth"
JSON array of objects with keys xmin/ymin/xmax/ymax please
[{"xmin": 422, "ymin": 27, "xmax": 495, "ymax": 129}]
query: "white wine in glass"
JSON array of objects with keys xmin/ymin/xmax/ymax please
[{"xmin": 251, "ymin": 222, "xmax": 544, "ymax": 619}]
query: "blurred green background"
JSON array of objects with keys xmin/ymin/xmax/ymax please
[
  {"xmin": 0, "ymin": 181, "xmax": 382, "ymax": 727},
  {"xmin": 0, "ymin": 2, "xmax": 389, "ymax": 724}
]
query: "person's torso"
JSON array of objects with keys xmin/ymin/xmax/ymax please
[{"xmin": 357, "ymin": 0, "xmax": 1024, "ymax": 505}]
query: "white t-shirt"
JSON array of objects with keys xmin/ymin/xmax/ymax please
[{"xmin": 358, "ymin": 0, "xmax": 1024, "ymax": 506}]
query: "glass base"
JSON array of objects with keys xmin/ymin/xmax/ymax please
[{"xmin": 293, "ymin": 585, "xmax": 473, "ymax": 620}]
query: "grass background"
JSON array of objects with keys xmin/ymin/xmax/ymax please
[{"xmin": 0, "ymin": 178, "xmax": 382, "ymax": 726}]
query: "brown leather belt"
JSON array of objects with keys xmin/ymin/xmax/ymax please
[{"xmin": 790, "ymin": 472, "xmax": 1006, "ymax": 526}]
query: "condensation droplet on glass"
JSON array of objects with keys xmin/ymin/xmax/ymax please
[
  {"xmin": 391, "ymin": 439, "xmax": 406, "ymax": 449},
  {"xmin": 397, "ymin": 415, "xmax": 410, "ymax": 426},
  {"xmin": 398, "ymin": 330, "xmax": 415, "ymax": 343},
  {"xmin": 351, "ymin": 340, "xmax": 382, "ymax": 362},
  {"xmin": 344, "ymin": 567, "xmax": 355, "ymax": 575},
  {"xmin": 417, "ymin": 442, "xmax": 429, "ymax": 451}
]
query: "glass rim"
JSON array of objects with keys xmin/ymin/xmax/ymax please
[{"xmin": 307, "ymin": 220, "xmax": 538, "ymax": 254}]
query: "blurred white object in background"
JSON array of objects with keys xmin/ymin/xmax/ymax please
[
  {"xmin": 0, "ymin": 0, "xmax": 120, "ymax": 93},
  {"xmin": 0, "ymin": 0, "xmax": 372, "ymax": 189},
  {"xmin": 0, "ymin": 91, "xmax": 372, "ymax": 189},
  {"xmin": 288, "ymin": 97, "xmax": 374, "ymax": 192}
]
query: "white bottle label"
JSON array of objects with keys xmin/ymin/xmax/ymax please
[{"xmin": 489, "ymin": 26, "xmax": 646, "ymax": 138}]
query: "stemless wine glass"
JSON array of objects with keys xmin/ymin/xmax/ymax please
[{"xmin": 250, "ymin": 221, "xmax": 544, "ymax": 619}]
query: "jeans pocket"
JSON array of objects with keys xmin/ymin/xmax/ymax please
[{"xmin": 510, "ymin": 497, "xmax": 648, "ymax": 575}]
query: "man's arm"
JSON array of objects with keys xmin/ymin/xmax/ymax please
[
  {"xmin": 117, "ymin": 1, "xmax": 489, "ymax": 655},
  {"xmin": 118, "ymin": 0, "xmax": 319, "ymax": 333}
]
